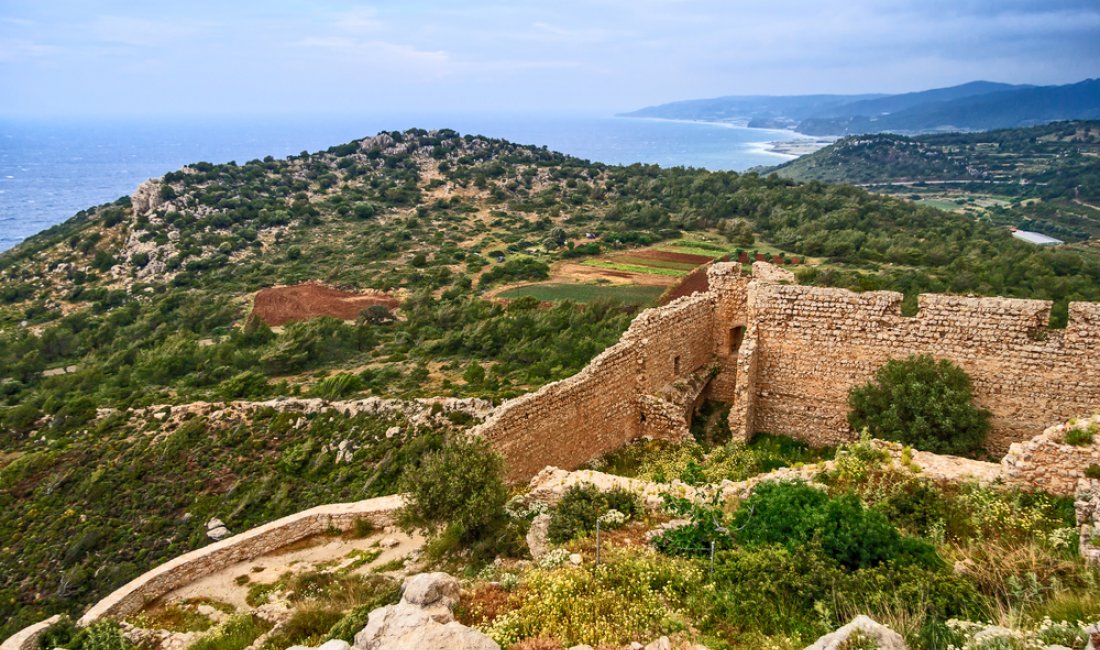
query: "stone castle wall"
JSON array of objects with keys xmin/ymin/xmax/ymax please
[
  {"xmin": 474, "ymin": 291, "xmax": 723, "ymax": 482},
  {"xmin": 478, "ymin": 261, "xmax": 1100, "ymax": 482},
  {"xmin": 1003, "ymin": 415, "xmax": 1100, "ymax": 496},
  {"xmin": 743, "ymin": 283, "xmax": 1100, "ymax": 452}
]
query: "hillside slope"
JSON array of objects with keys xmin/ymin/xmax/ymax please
[
  {"xmin": 4, "ymin": 129, "xmax": 1100, "ymax": 632},
  {"xmin": 767, "ymin": 120, "xmax": 1100, "ymax": 241}
]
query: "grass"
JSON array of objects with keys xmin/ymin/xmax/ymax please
[
  {"xmin": 581, "ymin": 260, "xmax": 688, "ymax": 277},
  {"xmin": 610, "ymin": 255, "xmax": 700, "ymax": 271},
  {"xmin": 655, "ymin": 242, "xmax": 732, "ymax": 258},
  {"xmin": 189, "ymin": 615, "xmax": 272, "ymax": 650},
  {"xmin": 497, "ymin": 283, "xmax": 665, "ymax": 305},
  {"xmin": 128, "ymin": 604, "xmax": 214, "ymax": 633}
]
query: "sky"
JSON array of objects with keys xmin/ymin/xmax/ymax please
[{"xmin": 2, "ymin": 0, "xmax": 1099, "ymax": 118}]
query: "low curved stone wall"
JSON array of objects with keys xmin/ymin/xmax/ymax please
[
  {"xmin": 79, "ymin": 495, "xmax": 404, "ymax": 624},
  {"xmin": 0, "ymin": 616, "xmax": 60, "ymax": 650}
]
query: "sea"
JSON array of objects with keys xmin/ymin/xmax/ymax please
[{"xmin": 0, "ymin": 114, "xmax": 801, "ymax": 252}]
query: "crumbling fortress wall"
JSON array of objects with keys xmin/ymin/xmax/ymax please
[
  {"xmin": 740, "ymin": 281, "xmax": 1100, "ymax": 452},
  {"xmin": 475, "ymin": 291, "xmax": 722, "ymax": 482},
  {"xmin": 476, "ymin": 261, "xmax": 1100, "ymax": 483}
]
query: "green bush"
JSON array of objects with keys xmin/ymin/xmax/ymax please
[
  {"xmin": 547, "ymin": 483, "xmax": 642, "ymax": 544},
  {"xmin": 848, "ymin": 354, "xmax": 990, "ymax": 456},
  {"xmin": 398, "ymin": 437, "xmax": 508, "ymax": 539},
  {"xmin": 310, "ymin": 373, "xmax": 365, "ymax": 399},
  {"xmin": 1064, "ymin": 424, "xmax": 1095, "ymax": 447},
  {"xmin": 652, "ymin": 491, "xmax": 735, "ymax": 557},
  {"xmin": 731, "ymin": 481, "xmax": 828, "ymax": 550},
  {"xmin": 704, "ymin": 545, "xmax": 838, "ymax": 640},
  {"xmin": 730, "ymin": 481, "xmax": 937, "ymax": 570}
]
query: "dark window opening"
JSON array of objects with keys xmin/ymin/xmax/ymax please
[
  {"xmin": 729, "ymin": 326, "xmax": 745, "ymax": 354},
  {"xmin": 673, "ymin": 355, "xmax": 681, "ymax": 374}
]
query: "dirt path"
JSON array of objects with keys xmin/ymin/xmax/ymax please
[{"xmin": 159, "ymin": 529, "xmax": 423, "ymax": 611}]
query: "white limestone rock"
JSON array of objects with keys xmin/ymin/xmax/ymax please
[
  {"xmin": 207, "ymin": 525, "xmax": 231, "ymax": 541},
  {"xmin": 804, "ymin": 615, "xmax": 907, "ymax": 650},
  {"xmin": 288, "ymin": 641, "xmax": 351, "ymax": 650},
  {"xmin": 352, "ymin": 572, "xmax": 499, "ymax": 650}
]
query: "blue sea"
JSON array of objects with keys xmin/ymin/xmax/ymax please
[{"xmin": 0, "ymin": 114, "xmax": 800, "ymax": 252}]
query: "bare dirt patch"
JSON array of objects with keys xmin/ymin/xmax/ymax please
[
  {"xmin": 253, "ymin": 283, "xmax": 399, "ymax": 326},
  {"xmin": 555, "ymin": 262, "xmax": 679, "ymax": 286}
]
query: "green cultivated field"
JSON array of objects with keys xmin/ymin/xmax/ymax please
[{"xmin": 497, "ymin": 283, "xmax": 666, "ymax": 305}]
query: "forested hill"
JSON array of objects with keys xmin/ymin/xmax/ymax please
[
  {"xmin": 623, "ymin": 78, "xmax": 1100, "ymax": 135},
  {"xmin": 3, "ymin": 128, "xmax": 1100, "ymax": 632},
  {"xmin": 766, "ymin": 121, "xmax": 1100, "ymax": 241}
]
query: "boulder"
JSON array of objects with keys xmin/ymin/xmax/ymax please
[
  {"xmin": 804, "ymin": 615, "xmax": 906, "ymax": 650},
  {"xmin": 400, "ymin": 572, "xmax": 460, "ymax": 612},
  {"xmin": 354, "ymin": 572, "xmax": 499, "ymax": 650},
  {"xmin": 207, "ymin": 526, "xmax": 231, "ymax": 541}
]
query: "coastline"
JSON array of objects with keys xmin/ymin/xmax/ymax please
[{"xmin": 617, "ymin": 115, "xmax": 836, "ymax": 159}]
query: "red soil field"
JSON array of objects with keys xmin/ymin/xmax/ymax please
[
  {"xmin": 252, "ymin": 283, "xmax": 399, "ymax": 326},
  {"xmin": 658, "ymin": 263, "xmax": 712, "ymax": 305}
]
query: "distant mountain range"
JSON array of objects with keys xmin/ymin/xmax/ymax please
[{"xmin": 621, "ymin": 79, "xmax": 1100, "ymax": 136}]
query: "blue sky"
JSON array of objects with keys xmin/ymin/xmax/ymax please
[{"xmin": 2, "ymin": 0, "xmax": 1099, "ymax": 117}]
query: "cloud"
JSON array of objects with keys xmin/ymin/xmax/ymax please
[
  {"xmin": 0, "ymin": 39, "xmax": 57, "ymax": 62},
  {"xmin": 297, "ymin": 36, "xmax": 449, "ymax": 69},
  {"xmin": 88, "ymin": 15, "xmax": 203, "ymax": 47},
  {"xmin": 332, "ymin": 7, "xmax": 383, "ymax": 34}
]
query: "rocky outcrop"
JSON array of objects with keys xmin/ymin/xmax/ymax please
[
  {"xmin": 804, "ymin": 615, "xmax": 906, "ymax": 650},
  {"xmin": 132, "ymin": 396, "xmax": 492, "ymax": 440},
  {"xmin": 354, "ymin": 572, "xmax": 499, "ymax": 650}
]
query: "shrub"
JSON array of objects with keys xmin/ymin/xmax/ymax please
[
  {"xmin": 730, "ymin": 481, "xmax": 937, "ymax": 570},
  {"xmin": 732, "ymin": 481, "xmax": 828, "ymax": 550},
  {"xmin": 1086, "ymin": 463, "xmax": 1100, "ymax": 479},
  {"xmin": 1064, "ymin": 424, "xmax": 1096, "ymax": 447},
  {"xmin": 398, "ymin": 437, "xmax": 508, "ymax": 539},
  {"xmin": 486, "ymin": 549, "xmax": 698, "ymax": 647},
  {"xmin": 848, "ymin": 354, "xmax": 990, "ymax": 456},
  {"xmin": 310, "ymin": 373, "xmax": 365, "ymax": 399},
  {"xmin": 816, "ymin": 493, "xmax": 903, "ymax": 570},
  {"xmin": 547, "ymin": 483, "xmax": 642, "ymax": 544},
  {"xmin": 260, "ymin": 607, "xmax": 342, "ymax": 649},
  {"xmin": 652, "ymin": 491, "xmax": 735, "ymax": 557},
  {"xmin": 704, "ymin": 545, "xmax": 838, "ymax": 640},
  {"xmin": 38, "ymin": 617, "xmax": 80, "ymax": 650}
]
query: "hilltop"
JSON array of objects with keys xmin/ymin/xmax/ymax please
[
  {"xmin": 4, "ymin": 129, "xmax": 1100, "ymax": 636},
  {"xmin": 623, "ymin": 78, "xmax": 1100, "ymax": 135},
  {"xmin": 765, "ymin": 120, "xmax": 1100, "ymax": 242}
]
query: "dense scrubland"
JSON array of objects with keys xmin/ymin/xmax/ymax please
[
  {"xmin": 769, "ymin": 120, "xmax": 1100, "ymax": 243},
  {"xmin": 3, "ymin": 129, "xmax": 1100, "ymax": 640}
]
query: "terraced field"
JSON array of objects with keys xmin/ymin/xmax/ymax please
[
  {"xmin": 496, "ymin": 237, "xmax": 735, "ymax": 306},
  {"xmin": 496, "ymin": 283, "xmax": 666, "ymax": 305}
]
